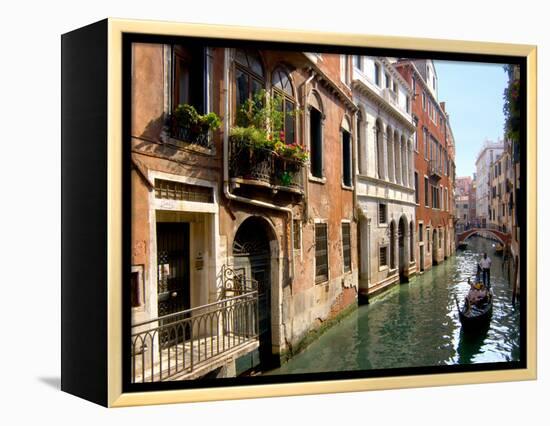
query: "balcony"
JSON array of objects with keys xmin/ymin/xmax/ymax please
[
  {"xmin": 428, "ymin": 160, "xmax": 442, "ymax": 180},
  {"xmin": 382, "ymin": 87, "xmax": 398, "ymax": 107},
  {"xmin": 229, "ymin": 142, "xmax": 305, "ymax": 194},
  {"xmin": 131, "ymin": 268, "xmax": 259, "ymax": 382}
]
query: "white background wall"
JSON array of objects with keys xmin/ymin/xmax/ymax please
[{"xmin": 0, "ymin": 0, "xmax": 547, "ymax": 424}]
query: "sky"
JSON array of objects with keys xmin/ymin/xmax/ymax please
[{"xmin": 434, "ymin": 60, "xmax": 509, "ymax": 178}]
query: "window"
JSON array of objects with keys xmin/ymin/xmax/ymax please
[
  {"xmin": 419, "ymin": 223, "xmax": 424, "ymax": 242},
  {"xmin": 172, "ymin": 46, "xmax": 207, "ymax": 114},
  {"xmin": 378, "ymin": 203, "xmax": 387, "ymax": 224},
  {"xmin": 422, "ymin": 91, "xmax": 426, "ymax": 111},
  {"xmin": 376, "ymin": 121, "xmax": 384, "ymax": 179},
  {"xmin": 342, "ymin": 130, "xmax": 352, "ymax": 187},
  {"xmin": 131, "ymin": 271, "xmax": 142, "ymax": 308},
  {"xmin": 354, "ymin": 55, "xmax": 363, "ymax": 70},
  {"xmin": 342, "ymin": 223, "xmax": 351, "ymax": 272},
  {"xmin": 293, "ymin": 219, "xmax": 301, "ymax": 250},
  {"xmin": 406, "ymin": 95, "xmax": 411, "ymax": 113},
  {"xmin": 414, "ymin": 172, "xmax": 419, "ymax": 204},
  {"xmin": 309, "ymin": 106, "xmax": 323, "ymax": 178},
  {"xmin": 315, "ymin": 223, "xmax": 329, "ymax": 283},
  {"xmin": 423, "ymin": 128, "xmax": 428, "ymax": 160},
  {"xmin": 374, "ymin": 63, "xmax": 381, "ymax": 86},
  {"xmin": 385, "ymin": 73, "xmax": 391, "ymax": 89},
  {"xmin": 235, "ymin": 49, "xmax": 265, "ymax": 122},
  {"xmin": 272, "ymin": 66, "xmax": 296, "ymax": 144},
  {"xmin": 424, "ymin": 177, "xmax": 429, "ymax": 207},
  {"xmin": 379, "ymin": 246, "xmax": 388, "ymax": 267},
  {"xmin": 393, "ymin": 80, "xmax": 398, "ymax": 93},
  {"xmin": 412, "ymin": 76, "xmax": 416, "ymax": 95},
  {"xmin": 413, "ymin": 118, "xmax": 419, "ymax": 151},
  {"xmin": 155, "ymin": 179, "xmax": 214, "ymax": 203}
]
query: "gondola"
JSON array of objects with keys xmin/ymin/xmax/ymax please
[
  {"xmin": 455, "ymin": 274, "xmax": 493, "ymax": 330},
  {"xmin": 494, "ymin": 243, "xmax": 504, "ymax": 255},
  {"xmin": 457, "ymin": 241, "xmax": 468, "ymax": 250}
]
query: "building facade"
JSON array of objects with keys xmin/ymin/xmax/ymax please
[
  {"xmin": 351, "ymin": 56, "xmax": 417, "ymax": 300},
  {"xmin": 455, "ymin": 176, "xmax": 474, "ymax": 231},
  {"xmin": 394, "ymin": 59, "xmax": 456, "ymax": 272},
  {"xmin": 130, "ymin": 44, "xmax": 358, "ymax": 381},
  {"xmin": 488, "ymin": 148, "xmax": 512, "ymax": 232},
  {"xmin": 474, "ymin": 140, "xmax": 504, "ymax": 227}
]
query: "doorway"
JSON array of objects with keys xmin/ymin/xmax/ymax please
[{"xmin": 232, "ymin": 217, "xmax": 274, "ymax": 370}]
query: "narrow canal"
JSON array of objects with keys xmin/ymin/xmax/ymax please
[{"xmin": 267, "ymin": 236, "xmax": 521, "ymax": 375}]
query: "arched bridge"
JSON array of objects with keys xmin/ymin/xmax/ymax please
[{"xmin": 457, "ymin": 228, "xmax": 510, "ymax": 245}]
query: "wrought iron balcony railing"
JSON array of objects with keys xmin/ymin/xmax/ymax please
[
  {"xmin": 428, "ymin": 160, "xmax": 442, "ymax": 179},
  {"xmin": 169, "ymin": 116, "xmax": 213, "ymax": 150},
  {"xmin": 131, "ymin": 287, "xmax": 258, "ymax": 383},
  {"xmin": 229, "ymin": 143, "xmax": 304, "ymax": 193}
]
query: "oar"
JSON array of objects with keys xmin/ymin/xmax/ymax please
[{"xmin": 454, "ymin": 295, "xmax": 461, "ymax": 313}]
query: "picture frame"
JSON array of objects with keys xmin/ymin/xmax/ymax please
[{"xmin": 61, "ymin": 18, "xmax": 537, "ymax": 407}]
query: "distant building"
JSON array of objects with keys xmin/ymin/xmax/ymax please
[{"xmin": 474, "ymin": 140, "xmax": 504, "ymax": 226}]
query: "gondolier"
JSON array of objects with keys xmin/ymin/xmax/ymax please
[{"xmin": 479, "ymin": 252, "xmax": 492, "ymax": 288}]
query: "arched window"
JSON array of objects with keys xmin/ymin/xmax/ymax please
[
  {"xmin": 386, "ymin": 125, "xmax": 394, "ymax": 182},
  {"xmin": 390, "ymin": 221, "xmax": 396, "ymax": 270},
  {"xmin": 234, "ymin": 49, "xmax": 265, "ymax": 121},
  {"xmin": 376, "ymin": 121, "xmax": 384, "ymax": 179},
  {"xmin": 309, "ymin": 91, "xmax": 324, "ymax": 179},
  {"xmin": 271, "ymin": 66, "xmax": 296, "ymax": 144}
]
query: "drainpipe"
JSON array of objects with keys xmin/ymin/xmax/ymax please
[
  {"xmin": 297, "ymin": 69, "xmax": 316, "ymax": 222},
  {"xmin": 222, "ymin": 49, "xmax": 295, "ymax": 283}
]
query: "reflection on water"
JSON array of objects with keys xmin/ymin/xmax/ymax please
[{"xmin": 267, "ymin": 236, "xmax": 521, "ymax": 375}]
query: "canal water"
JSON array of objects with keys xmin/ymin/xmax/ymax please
[{"xmin": 267, "ymin": 236, "xmax": 521, "ymax": 375}]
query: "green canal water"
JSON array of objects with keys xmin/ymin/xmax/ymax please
[{"xmin": 267, "ymin": 236, "xmax": 521, "ymax": 375}]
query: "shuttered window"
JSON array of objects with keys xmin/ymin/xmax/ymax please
[
  {"xmin": 378, "ymin": 203, "xmax": 387, "ymax": 224},
  {"xmin": 342, "ymin": 223, "xmax": 351, "ymax": 272},
  {"xmin": 379, "ymin": 246, "xmax": 388, "ymax": 267},
  {"xmin": 315, "ymin": 223, "xmax": 328, "ymax": 283}
]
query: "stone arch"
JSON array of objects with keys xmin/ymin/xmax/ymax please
[
  {"xmin": 398, "ymin": 215, "xmax": 408, "ymax": 280},
  {"xmin": 409, "ymin": 220, "xmax": 415, "ymax": 262},
  {"xmin": 389, "ymin": 220, "xmax": 396, "ymax": 270}
]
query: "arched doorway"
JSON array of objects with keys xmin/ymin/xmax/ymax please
[
  {"xmin": 409, "ymin": 222, "xmax": 414, "ymax": 263},
  {"xmin": 232, "ymin": 217, "xmax": 274, "ymax": 370},
  {"xmin": 398, "ymin": 216, "xmax": 408, "ymax": 281},
  {"xmin": 389, "ymin": 221, "xmax": 396, "ymax": 270},
  {"xmin": 432, "ymin": 229, "xmax": 438, "ymax": 265}
]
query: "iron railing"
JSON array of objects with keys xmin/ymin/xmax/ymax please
[
  {"xmin": 169, "ymin": 116, "xmax": 213, "ymax": 149},
  {"xmin": 131, "ymin": 288, "xmax": 258, "ymax": 383},
  {"xmin": 428, "ymin": 160, "xmax": 442, "ymax": 179},
  {"xmin": 229, "ymin": 142, "xmax": 304, "ymax": 192}
]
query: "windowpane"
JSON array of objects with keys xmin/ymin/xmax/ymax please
[
  {"xmin": 285, "ymin": 100, "xmax": 295, "ymax": 144},
  {"xmin": 235, "ymin": 69, "xmax": 248, "ymax": 112},
  {"xmin": 380, "ymin": 246, "xmax": 388, "ymax": 267},
  {"xmin": 315, "ymin": 224, "xmax": 329, "ymax": 283},
  {"xmin": 342, "ymin": 223, "xmax": 351, "ymax": 272},
  {"xmin": 310, "ymin": 107, "xmax": 323, "ymax": 178},
  {"xmin": 342, "ymin": 130, "xmax": 352, "ymax": 187}
]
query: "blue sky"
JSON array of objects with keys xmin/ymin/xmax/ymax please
[{"xmin": 434, "ymin": 60, "xmax": 509, "ymax": 178}]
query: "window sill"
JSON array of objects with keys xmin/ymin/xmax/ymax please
[
  {"xmin": 315, "ymin": 278, "xmax": 329, "ymax": 286},
  {"xmin": 342, "ymin": 183, "xmax": 354, "ymax": 191},
  {"xmin": 309, "ymin": 175, "xmax": 326, "ymax": 184},
  {"xmin": 164, "ymin": 136, "xmax": 216, "ymax": 156}
]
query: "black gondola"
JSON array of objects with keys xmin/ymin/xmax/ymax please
[{"xmin": 455, "ymin": 267, "xmax": 493, "ymax": 330}]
